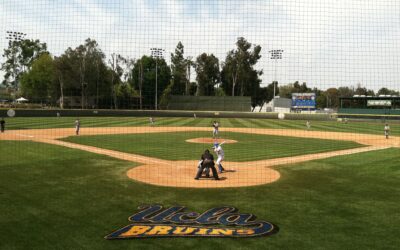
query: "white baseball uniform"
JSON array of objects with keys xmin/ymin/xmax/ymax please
[
  {"xmin": 75, "ymin": 120, "xmax": 80, "ymax": 135},
  {"xmin": 214, "ymin": 145, "xmax": 224, "ymax": 165},
  {"xmin": 213, "ymin": 122, "xmax": 219, "ymax": 137},
  {"xmin": 384, "ymin": 125, "xmax": 390, "ymax": 137}
]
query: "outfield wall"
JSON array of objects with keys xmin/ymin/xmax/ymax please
[
  {"xmin": 0, "ymin": 109, "xmax": 334, "ymax": 121},
  {"xmin": 338, "ymin": 108, "xmax": 400, "ymax": 121},
  {"xmin": 339, "ymin": 108, "xmax": 400, "ymax": 115},
  {"xmin": 167, "ymin": 96, "xmax": 251, "ymax": 112}
]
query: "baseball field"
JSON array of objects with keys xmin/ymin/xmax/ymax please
[{"xmin": 1, "ymin": 116, "xmax": 400, "ymax": 249}]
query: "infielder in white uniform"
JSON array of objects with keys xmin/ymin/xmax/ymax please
[
  {"xmin": 75, "ymin": 118, "xmax": 80, "ymax": 135},
  {"xmin": 212, "ymin": 121, "xmax": 219, "ymax": 139},
  {"xmin": 213, "ymin": 143, "xmax": 225, "ymax": 173},
  {"xmin": 306, "ymin": 120, "xmax": 311, "ymax": 130},
  {"xmin": 384, "ymin": 123, "xmax": 390, "ymax": 139}
]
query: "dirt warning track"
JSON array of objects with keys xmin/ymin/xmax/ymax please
[{"xmin": 1, "ymin": 127, "xmax": 398, "ymax": 188}]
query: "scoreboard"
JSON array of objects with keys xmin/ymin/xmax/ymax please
[{"xmin": 292, "ymin": 93, "xmax": 316, "ymax": 110}]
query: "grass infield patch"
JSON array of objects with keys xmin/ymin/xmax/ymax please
[
  {"xmin": 3, "ymin": 117, "xmax": 400, "ymax": 136},
  {"xmin": 0, "ymin": 141, "xmax": 399, "ymax": 249},
  {"xmin": 61, "ymin": 131, "xmax": 364, "ymax": 161}
]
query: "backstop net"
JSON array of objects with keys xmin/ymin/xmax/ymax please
[{"xmin": 1, "ymin": 2, "xmax": 400, "ymax": 247}]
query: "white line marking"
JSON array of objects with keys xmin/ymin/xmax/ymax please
[{"xmin": 16, "ymin": 134, "xmax": 34, "ymax": 138}]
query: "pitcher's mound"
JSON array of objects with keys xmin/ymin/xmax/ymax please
[{"xmin": 186, "ymin": 138, "xmax": 238, "ymax": 144}]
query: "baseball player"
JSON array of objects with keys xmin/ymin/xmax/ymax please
[
  {"xmin": 212, "ymin": 121, "xmax": 219, "ymax": 139},
  {"xmin": 213, "ymin": 142, "xmax": 225, "ymax": 173},
  {"xmin": 384, "ymin": 123, "xmax": 390, "ymax": 139},
  {"xmin": 0, "ymin": 118, "xmax": 5, "ymax": 133},
  {"xmin": 197, "ymin": 159, "xmax": 210, "ymax": 178},
  {"xmin": 149, "ymin": 117, "xmax": 155, "ymax": 125},
  {"xmin": 194, "ymin": 149, "xmax": 219, "ymax": 180},
  {"xmin": 306, "ymin": 120, "xmax": 311, "ymax": 130},
  {"xmin": 75, "ymin": 118, "xmax": 80, "ymax": 135}
]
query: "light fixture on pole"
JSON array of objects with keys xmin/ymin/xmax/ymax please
[
  {"xmin": 5, "ymin": 31, "xmax": 27, "ymax": 91},
  {"xmin": 150, "ymin": 48, "xmax": 165, "ymax": 110},
  {"xmin": 269, "ymin": 49, "xmax": 283, "ymax": 98},
  {"xmin": 6, "ymin": 31, "xmax": 26, "ymax": 42}
]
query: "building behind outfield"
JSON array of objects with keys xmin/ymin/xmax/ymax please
[{"xmin": 339, "ymin": 95, "xmax": 400, "ymax": 115}]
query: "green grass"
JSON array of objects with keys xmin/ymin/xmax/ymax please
[
  {"xmin": 2, "ymin": 116, "xmax": 400, "ymax": 136},
  {"xmin": 0, "ymin": 141, "xmax": 399, "ymax": 249},
  {"xmin": 61, "ymin": 131, "xmax": 363, "ymax": 161}
]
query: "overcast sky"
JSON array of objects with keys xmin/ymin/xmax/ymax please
[{"xmin": 1, "ymin": 0, "xmax": 399, "ymax": 91}]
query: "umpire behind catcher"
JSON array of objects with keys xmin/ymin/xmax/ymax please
[{"xmin": 194, "ymin": 149, "xmax": 219, "ymax": 180}]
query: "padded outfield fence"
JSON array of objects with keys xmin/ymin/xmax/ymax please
[
  {"xmin": 0, "ymin": 108, "xmax": 334, "ymax": 120},
  {"xmin": 1, "ymin": 1, "xmax": 400, "ymax": 249},
  {"xmin": 166, "ymin": 96, "xmax": 251, "ymax": 112}
]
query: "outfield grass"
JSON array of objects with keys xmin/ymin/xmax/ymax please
[
  {"xmin": 61, "ymin": 131, "xmax": 363, "ymax": 161},
  {"xmin": 2, "ymin": 116, "xmax": 400, "ymax": 136},
  {"xmin": 0, "ymin": 141, "xmax": 399, "ymax": 249}
]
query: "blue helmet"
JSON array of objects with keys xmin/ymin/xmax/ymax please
[{"xmin": 213, "ymin": 143, "xmax": 219, "ymax": 148}]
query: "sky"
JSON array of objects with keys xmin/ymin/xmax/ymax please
[{"xmin": 1, "ymin": 0, "xmax": 399, "ymax": 91}]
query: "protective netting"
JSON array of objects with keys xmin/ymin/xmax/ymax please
[
  {"xmin": 1, "ymin": 1, "xmax": 400, "ymax": 248},
  {"xmin": 1, "ymin": 0, "xmax": 399, "ymax": 109}
]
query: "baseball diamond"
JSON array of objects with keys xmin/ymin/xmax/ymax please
[
  {"xmin": 2, "ymin": 0, "xmax": 400, "ymax": 249},
  {"xmin": 1, "ymin": 126, "xmax": 397, "ymax": 188},
  {"xmin": 1, "ymin": 116, "xmax": 400, "ymax": 249}
]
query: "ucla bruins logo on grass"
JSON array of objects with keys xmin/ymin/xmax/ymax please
[{"xmin": 105, "ymin": 205, "xmax": 278, "ymax": 239}]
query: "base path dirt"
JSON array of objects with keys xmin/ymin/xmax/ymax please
[
  {"xmin": 1, "ymin": 126, "xmax": 398, "ymax": 188},
  {"xmin": 186, "ymin": 138, "xmax": 238, "ymax": 144}
]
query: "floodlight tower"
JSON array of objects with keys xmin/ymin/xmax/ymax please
[
  {"xmin": 269, "ymin": 49, "xmax": 284, "ymax": 98},
  {"xmin": 150, "ymin": 48, "xmax": 165, "ymax": 110},
  {"xmin": 5, "ymin": 31, "xmax": 26, "ymax": 42},
  {"xmin": 5, "ymin": 31, "xmax": 27, "ymax": 91}
]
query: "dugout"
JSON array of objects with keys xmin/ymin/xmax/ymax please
[{"xmin": 339, "ymin": 96, "xmax": 400, "ymax": 115}]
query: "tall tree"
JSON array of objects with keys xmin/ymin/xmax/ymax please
[
  {"xmin": 131, "ymin": 55, "xmax": 171, "ymax": 109},
  {"xmin": 337, "ymin": 86, "xmax": 355, "ymax": 97},
  {"xmin": 377, "ymin": 87, "xmax": 399, "ymax": 96},
  {"xmin": 221, "ymin": 37, "xmax": 262, "ymax": 97},
  {"xmin": 195, "ymin": 53, "xmax": 220, "ymax": 96},
  {"xmin": 170, "ymin": 42, "xmax": 186, "ymax": 95},
  {"xmin": 185, "ymin": 56, "xmax": 195, "ymax": 95},
  {"xmin": 355, "ymin": 83, "xmax": 375, "ymax": 96},
  {"xmin": 20, "ymin": 53, "xmax": 55, "ymax": 102},
  {"xmin": 54, "ymin": 38, "xmax": 108, "ymax": 109},
  {"xmin": 109, "ymin": 53, "xmax": 126, "ymax": 109},
  {"xmin": 278, "ymin": 81, "xmax": 312, "ymax": 98},
  {"xmin": 325, "ymin": 88, "xmax": 339, "ymax": 108},
  {"xmin": 253, "ymin": 82, "xmax": 279, "ymax": 111},
  {"xmin": 1, "ymin": 38, "xmax": 47, "ymax": 89}
]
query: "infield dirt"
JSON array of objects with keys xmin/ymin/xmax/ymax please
[{"xmin": 1, "ymin": 127, "xmax": 398, "ymax": 188}]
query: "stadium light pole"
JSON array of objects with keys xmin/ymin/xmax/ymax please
[
  {"xmin": 5, "ymin": 31, "xmax": 26, "ymax": 42},
  {"xmin": 5, "ymin": 31, "xmax": 26, "ymax": 92},
  {"xmin": 269, "ymin": 49, "xmax": 283, "ymax": 98},
  {"xmin": 150, "ymin": 48, "xmax": 165, "ymax": 110}
]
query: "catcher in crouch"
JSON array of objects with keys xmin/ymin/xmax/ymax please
[{"xmin": 194, "ymin": 149, "xmax": 219, "ymax": 180}]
